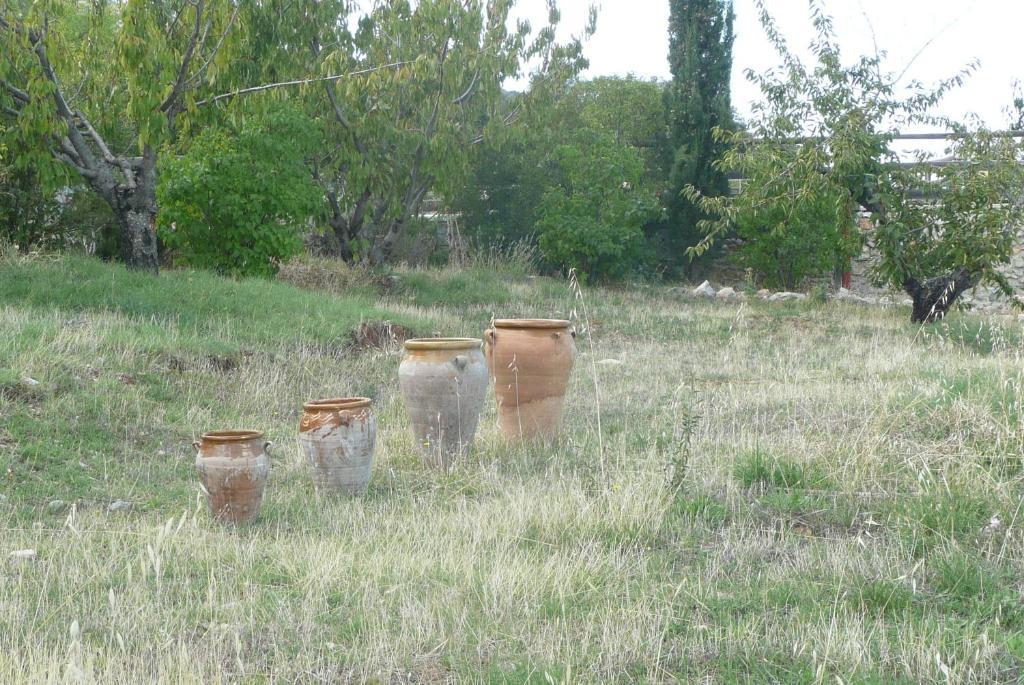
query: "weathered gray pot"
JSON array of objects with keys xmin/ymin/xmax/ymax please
[
  {"xmin": 298, "ymin": 398, "xmax": 376, "ymax": 494},
  {"xmin": 399, "ymin": 338, "xmax": 489, "ymax": 468}
]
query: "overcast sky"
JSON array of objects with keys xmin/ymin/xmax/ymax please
[{"xmin": 512, "ymin": 0, "xmax": 1023, "ymax": 137}]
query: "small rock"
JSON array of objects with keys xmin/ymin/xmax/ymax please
[
  {"xmin": 596, "ymin": 359, "xmax": 623, "ymax": 366},
  {"xmin": 20, "ymin": 377, "xmax": 39, "ymax": 387},
  {"xmin": 768, "ymin": 292, "xmax": 807, "ymax": 302},
  {"xmin": 835, "ymin": 288, "xmax": 869, "ymax": 304},
  {"xmin": 716, "ymin": 286, "xmax": 738, "ymax": 301},
  {"xmin": 8, "ymin": 549, "xmax": 36, "ymax": 563},
  {"xmin": 901, "ymin": 298, "xmax": 913, "ymax": 306},
  {"xmin": 107, "ymin": 500, "xmax": 132, "ymax": 513},
  {"xmin": 45, "ymin": 500, "xmax": 67, "ymax": 515},
  {"xmin": 692, "ymin": 280, "xmax": 717, "ymax": 298},
  {"xmin": 756, "ymin": 289, "xmax": 771, "ymax": 300}
]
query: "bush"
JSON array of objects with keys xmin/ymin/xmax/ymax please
[
  {"xmin": 157, "ymin": 106, "xmax": 321, "ymax": 277},
  {"xmin": 535, "ymin": 134, "xmax": 660, "ymax": 282}
]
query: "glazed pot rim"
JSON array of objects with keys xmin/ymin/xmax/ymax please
[
  {"xmin": 303, "ymin": 397, "xmax": 372, "ymax": 411},
  {"xmin": 200, "ymin": 429, "xmax": 264, "ymax": 442},
  {"xmin": 492, "ymin": 318, "xmax": 572, "ymax": 329},
  {"xmin": 404, "ymin": 337, "xmax": 482, "ymax": 350}
]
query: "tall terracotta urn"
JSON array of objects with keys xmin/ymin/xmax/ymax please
[
  {"xmin": 194, "ymin": 430, "xmax": 270, "ymax": 524},
  {"xmin": 484, "ymin": 319, "xmax": 576, "ymax": 440},
  {"xmin": 398, "ymin": 338, "xmax": 489, "ymax": 468},
  {"xmin": 299, "ymin": 397, "xmax": 376, "ymax": 494}
]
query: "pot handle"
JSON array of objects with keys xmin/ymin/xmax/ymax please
[
  {"xmin": 192, "ymin": 440, "xmax": 201, "ymax": 452},
  {"xmin": 451, "ymin": 354, "xmax": 468, "ymax": 370},
  {"xmin": 483, "ymin": 328, "xmax": 495, "ymax": 369},
  {"xmin": 264, "ymin": 441, "xmax": 273, "ymax": 456}
]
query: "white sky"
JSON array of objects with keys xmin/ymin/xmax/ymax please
[{"xmin": 513, "ymin": 0, "xmax": 1024, "ymax": 137}]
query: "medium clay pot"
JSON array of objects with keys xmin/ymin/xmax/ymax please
[
  {"xmin": 484, "ymin": 319, "xmax": 576, "ymax": 440},
  {"xmin": 398, "ymin": 338, "xmax": 489, "ymax": 468},
  {"xmin": 299, "ymin": 397, "xmax": 376, "ymax": 494},
  {"xmin": 194, "ymin": 430, "xmax": 270, "ymax": 524}
]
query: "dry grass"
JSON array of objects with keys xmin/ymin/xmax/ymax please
[{"xmin": 2, "ymin": 256, "xmax": 1024, "ymax": 682}]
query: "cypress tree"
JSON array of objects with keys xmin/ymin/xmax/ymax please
[{"xmin": 664, "ymin": 0, "xmax": 735, "ymax": 271}]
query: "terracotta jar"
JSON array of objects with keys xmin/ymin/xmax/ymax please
[
  {"xmin": 484, "ymin": 319, "xmax": 576, "ymax": 440},
  {"xmin": 194, "ymin": 430, "xmax": 270, "ymax": 524},
  {"xmin": 299, "ymin": 397, "xmax": 376, "ymax": 494},
  {"xmin": 398, "ymin": 338, "xmax": 489, "ymax": 468}
]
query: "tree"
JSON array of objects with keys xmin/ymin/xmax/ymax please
[
  {"xmin": 687, "ymin": 0, "xmax": 1024, "ymax": 322},
  {"xmin": 0, "ymin": 1, "xmax": 244, "ymax": 273},
  {"xmin": 266, "ymin": 0, "xmax": 593, "ymax": 265},
  {"xmin": 663, "ymin": 0, "xmax": 734, "ymax": 271},
  {"xmin": 453, "ymin": 76, "xmax": 666, "ymax": 256}
]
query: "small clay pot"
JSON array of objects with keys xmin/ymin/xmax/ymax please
[
  {"xmin": 194, "ymin": 430, "xmax": 271, "ymax": 524},
  {"xmin": 299, "ymin": 397, "xmax": 376, "ymax": 494},
  {"xmin": 399, "ymin": 338, "xmax": 489, "ymax": 468},
  {"xmin": 484, "ymin": 319, "xmax": 576, "ymax": 440}
]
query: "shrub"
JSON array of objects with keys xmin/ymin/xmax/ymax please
[
  {"xmin": 535, "ymin": 133, "xmax": 660, "ymax": 282},
  {"xmin": 157, "ymin": 106, "xmax": 321, "ymax": 277}
]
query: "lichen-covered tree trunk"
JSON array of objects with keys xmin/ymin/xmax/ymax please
[{"xmin": 113, "ymin": 151, "xmax": 159, "ymax": 273}]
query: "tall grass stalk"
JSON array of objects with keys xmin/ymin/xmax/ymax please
[{"xmin": 569, "ymin": 268, "xmax": 605, "ymax": 482}]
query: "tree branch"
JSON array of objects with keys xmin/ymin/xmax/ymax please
[
  {"xmin": 194, "ymin": 60, "xmax": 417, "ymax": 107},
  {"xmin": 1, "ymin": 79, "xmax": 30, "ymax": 103},
  {"xmin": 160, "ymin": 0, "xmax": 204, "ymax": 113},
  {"xmin": 28, "ymin": 28, "xmax": 98, "ymax": 172},
  {"xmin": 75, "ymin": 110, "xmax": 136, "ymax": 189},
  {"xmin": 452, "ymin": 69, "xmax": 479, "ymax": 105},
  {"xmin": 184, "ymin": 1, "xmax": 240, "ymax": 88}
]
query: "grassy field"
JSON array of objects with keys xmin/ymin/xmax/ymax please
[{"xmin": 2, "ymin": 254, "xmax": 1024, "ymax": 683}]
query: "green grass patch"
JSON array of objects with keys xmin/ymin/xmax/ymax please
[{"xmin": 733, "ymin": 449, "xmax": 836, "ymax": 491}]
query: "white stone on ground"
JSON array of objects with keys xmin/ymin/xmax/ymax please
[
  {"xmin": 768, "ymin": 292, "xmax": 807, "ymax": 302},
  {"xmin": 716, "ymin": 286, "xmax": 738, "ymax": 301},
  {"xmin": 8, "ymin": 549, "xmax": 36, "ymax": 563},
  {"xmin": 693, "ymin": 280, "xmax": 717, "ymax": 298}
]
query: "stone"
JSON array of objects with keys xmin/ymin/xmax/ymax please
[
  {"xmin": 107, "ymin": 500, "xmax": 132, "ymax": 513},
  {"xmin": 835, "ymin": 288, "xmax": 870, "ymax": 304},
  {"xmin": 20, "ymin": 377, "xmax": 40, "ymax": 387},
  {"xmin": 596, "ymin": 359, "xmax": 623, "ymax": 366},
  {"xmin": 693, "ymin": 280, "xmax": 717, "ymax": 298},
  {"xmin": 768, "ymin": 292, "xmax": 807, "ymax": 302},
  {"xmin": 716, "ymin": 286, "xmax": 738, "ymax": 301},
  {"xmin": 8, "ymin": 549, "xmax": 36, "ymax": 563},
  {"xmin": 45, "ymin": 500, "xmax": 67, "ymax": 515},
  {"xmin": 756, "ymin": 289, "xmax": 771, "ymax": 299}
]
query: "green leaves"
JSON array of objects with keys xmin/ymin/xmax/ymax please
[
  {"xmin": 688, "ymin": 0, "xmax": 1024, "ymax": 294},
  {"xmin": 535, "ymin": 132, "xmax": 660, "ymax": 282},
  {"xmin": 157, "ymin": 105, "xmax": 322, "ymax": 278}
]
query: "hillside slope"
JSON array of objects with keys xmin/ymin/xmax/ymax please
[{"xmin": 2, "ymin": 256, "xmax": 1024, "ymax": 682}]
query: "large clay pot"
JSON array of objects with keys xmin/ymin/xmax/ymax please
[
  {"xmin": 398, "ymin": 338, "xmax": 489, "ymax": 468},
  {"xmin": 484, "ymin": 319, "xmax": 576, "ymax": 440},
  {"xmin": 194, "ymin": 430, "xmax": 270, "ymax": 524},
  {"xmin": 299, "ymin": 397, "xmax": 376, "ymax": 494}
]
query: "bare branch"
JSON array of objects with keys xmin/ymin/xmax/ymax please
[
  {"xmin": 28, "ymin": 29, "xmax": 98, "ymax": 172},
  {"xmin": 195, "ymin": 60, "xmax": 417, "ymax": 107},
  {"xmin": 76, "ymin": 110, "xmax": 136, "ymax": 189},
  {"xmin": 160, "ymin": 0, "xmax": 205, "ymax": 113},
  {"xmin": 1, "ymin": 79, "xmax": 30, "ymax": 103},
  {"xmin": 184, "ymin": 1, "xmax": 241, "ymax": 88},
  {"xmin": 452, "ymin": 69, "xmax": 480, "ymax": 105}
]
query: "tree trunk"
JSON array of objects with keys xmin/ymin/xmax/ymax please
[
  {"xmin": 904, "ymin": 268, "xmax": 979, "ymax": 323},
  {"xmin": 87, "ymin": 147, "xmax": 160, "ymax": 274}
]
